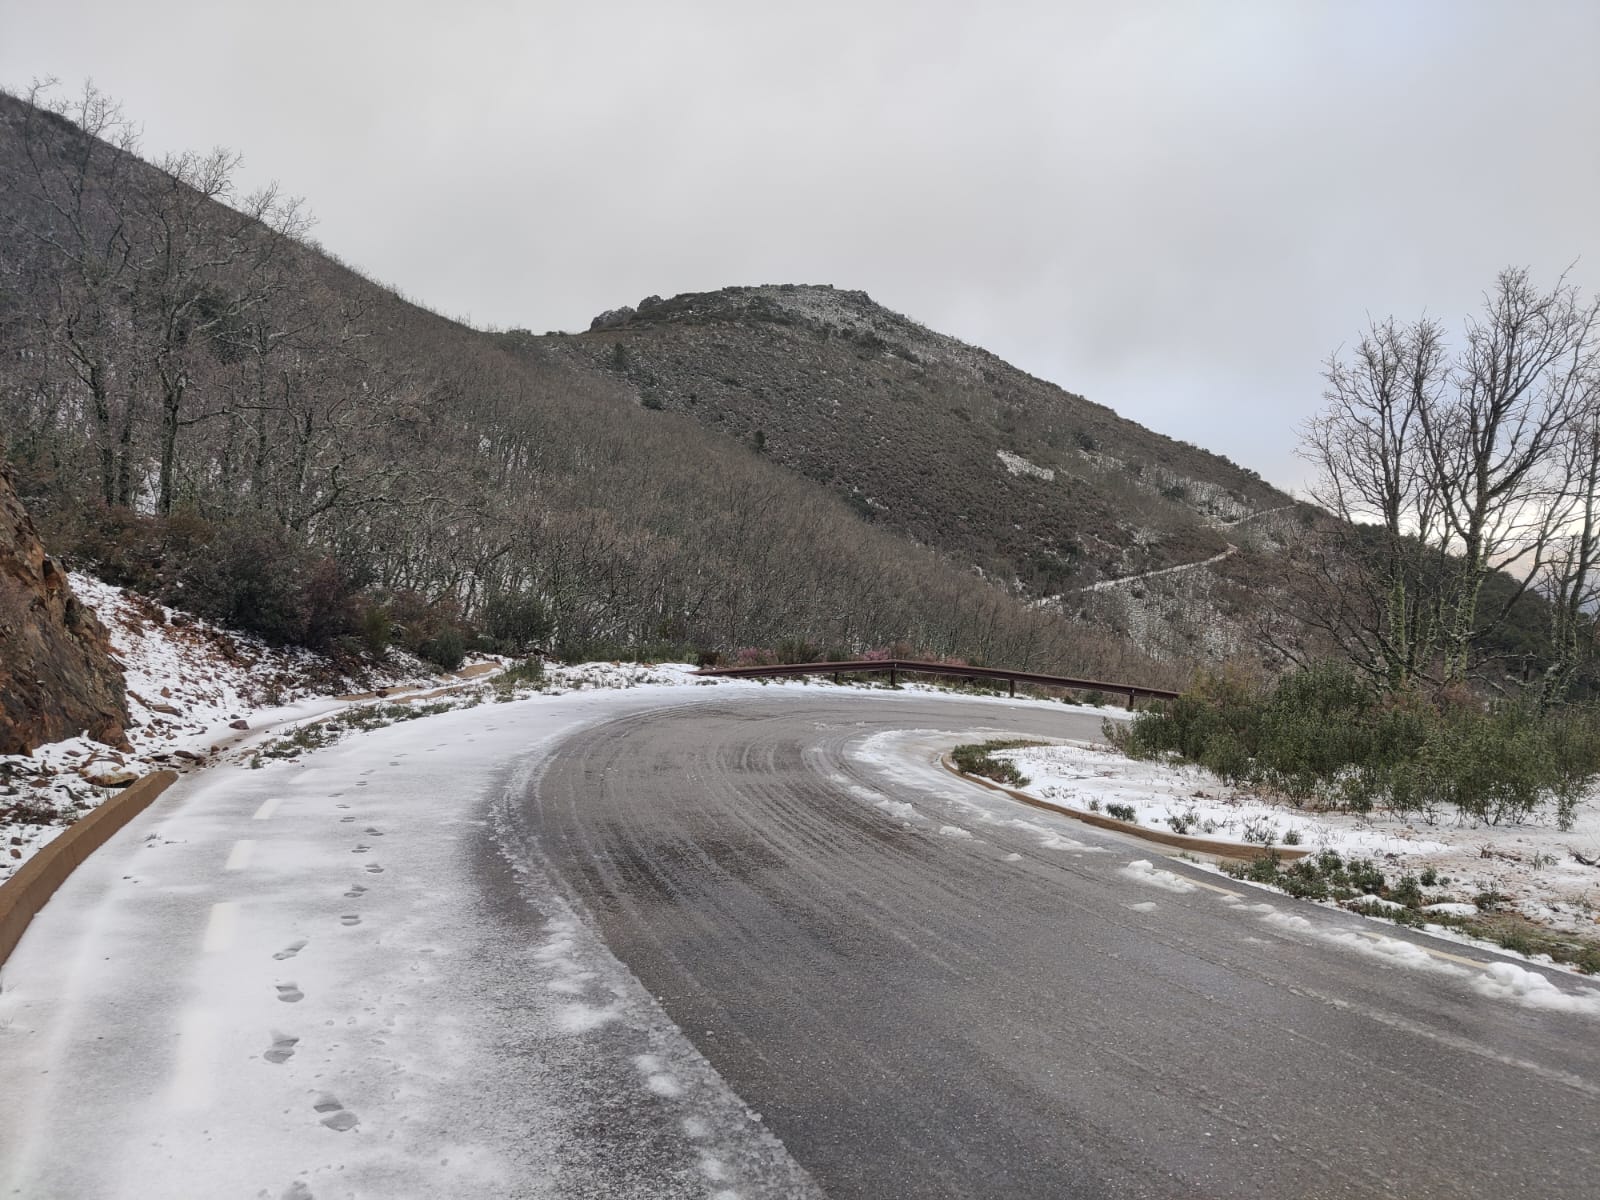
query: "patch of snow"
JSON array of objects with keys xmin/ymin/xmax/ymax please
[
  {"xmin": 997, "ymin": 449, "xmax": 1055, "ymax": 481},
  {"xmin": 1119, "ymin": 858, "xmax": 1198, "ymax": 893},
  {"xmin": 1473, "ymin": 962, "xmax": 1600, "ymax": 1016},
  {"xmin": 1000, "ymin": 740, "xmax": 1600, "ymax": 949}
]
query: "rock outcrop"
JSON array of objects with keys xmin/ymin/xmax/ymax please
[{"xmin": 0, "ymin": 462, "xmax": 128, "ymax": 754}]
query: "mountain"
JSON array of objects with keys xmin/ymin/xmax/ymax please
[
  {"xmin": 0, "ymin": 85, "xmax": 1304, "ymax": 687},
  {"xmin": 546, "ymin": 284, "xmax": 1289, "ymax": 596}
]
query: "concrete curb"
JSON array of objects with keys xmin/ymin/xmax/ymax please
[
  {"xmin": 0, "ymin": 769, "xmax": 179, "ymax": 972},
  {"xmin": 940, "ymin": 755, "xmax": 1309, "ymax": 863}
]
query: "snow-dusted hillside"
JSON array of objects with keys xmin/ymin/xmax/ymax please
[{"xmin": 1, "ymin": 576, "xmax": 441, "ymax": 881}]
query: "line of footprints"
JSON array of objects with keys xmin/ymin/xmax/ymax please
[{"xmin": 264, "ymin": 770, "xmax": 398, "ymax": 1138}]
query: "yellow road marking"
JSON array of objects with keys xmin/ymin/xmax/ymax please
[{"xmin": 1353, "ymin": 928, "xmax": 1489, "ymax": 971}]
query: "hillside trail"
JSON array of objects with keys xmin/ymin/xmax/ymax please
[
  {"xmin": 1081, "ymin": 543, "xmax": 1237, "ymax": 593},
  {"xmin": 1077, "ymin": 502, "xmax": 1294, "ymax": 595}
]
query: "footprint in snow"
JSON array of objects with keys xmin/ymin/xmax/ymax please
[
  {"xmin": 280, "ymin": 1182, "xmax": 313, "ymax": 1200},
  {"xmin": 343, "ymin": 883, "xmax": 368, "ymax": 899},
  {"xmin": 363, "ymin": 827, "xmax": 384, "ymax": 836},
  {"xmin": 313, "ymin": 1093, "xmax": 358, "ymax": 1132},
  {"xmin": 364, "ymin": 863, "xmax": 384, "ymax": 874},
  {"xmin": 273, "ymin": 940, "xmax": 308, "ymax": 961},
  {"xmin": 352, "ymin": 844, "xmax": 371, "ymax": 854},
  {"xmin": 264, "ymin": 1033, "xmax": 300, "ymax": 1064},
  {"xmin": 276, "ymin": 983, "xmax": 305, "ymax": 1003},
  {"xmin": 339, "ymin": 815, "xmax": 356, "ymax": 823},
  {"xmin": 340, "ymin": 914, "xmax": 361, "ymax": 927}
]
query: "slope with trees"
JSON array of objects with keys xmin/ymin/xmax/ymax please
[{"xmin": 0, "ymin": 84, "xmax": 1174, "ymax": 685}]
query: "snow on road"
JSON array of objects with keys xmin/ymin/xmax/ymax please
[{"xmin": 0, "ymin": 684, "xmax": 821, "ymax": 1200}]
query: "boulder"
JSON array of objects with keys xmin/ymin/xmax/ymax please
[
  {"xmin": 588, "ymin": 305, "xmax": 636, "ymax": 332},
  {"xmin": 0, "ymin": 460, "xmax": 129, "ymax": 754},
  {"xmin": 84, "ymin": 768, "xmax": 138, "ymax": 788}
]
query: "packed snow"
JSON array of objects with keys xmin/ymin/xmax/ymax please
[
  {"xmin": 2, "ymin": 575, "xmax": 441, "ymax": 882},
  {"xmin": 996, "ymin": 740, "xmax": 1600, "ymax": 941},
  {"xmin": 0, "ymin": 683, "xmax": 827, "ymax": 1199}
]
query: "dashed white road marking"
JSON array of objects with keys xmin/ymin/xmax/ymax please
[
  {"xmin": 223, "ymin": 840, "xmax": 255, "ymax": 871},
  {"xmin": 202, "ymin": 902, "xmax": 238, "ymax": 953},
  {"xmin": 168, "ymin": 1008, "xmax": 219, "ymax": 1111},
  {"xmin": 252, "ymin": 796, "xmax": 282, "ymax": 821}
]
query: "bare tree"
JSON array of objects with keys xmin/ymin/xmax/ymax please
[
  {"xmin": 1301, "ymin": 316, "xmax": 1450, "ymax": 687},
  {"xmin": 1300, "ymin": 269, "xmax": 1600, "ymax": 692},
  {"xmin": 1424, "ymin": 268, "xmax": 1599, "ymax": 682},
  {"xmin": 1535, "ymin": 370, "xmax": 1600, "ymax": 701},
  {"xmin": 131, "ymin": 148, "xmax": 309, "ymax": 513},
  {"xmin": 6, "ymin": 79, "xmax": 144, "ymax": 502}
]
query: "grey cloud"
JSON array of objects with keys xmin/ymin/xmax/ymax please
[{"xmin": 4, "ymin": 0, "xmax": 1596, "ymax": 489}]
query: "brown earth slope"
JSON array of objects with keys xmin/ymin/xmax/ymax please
[{"xmin": 0, "ymin": 461, "xmax": 127, "ymax": 754}]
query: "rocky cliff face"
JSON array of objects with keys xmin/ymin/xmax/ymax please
[{"xmin": 0, "ymin": 463, "xmax": 128, "ymax": 754}]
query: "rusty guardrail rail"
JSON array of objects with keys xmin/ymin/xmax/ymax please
[{"xmin": 694, "ymin": 659, "xmax": 1180, "ymax": 709}]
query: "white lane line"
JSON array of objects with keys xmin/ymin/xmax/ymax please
[
  {"xmin": 252, "ymin": 796, "xmax": 282, "ymax": 821},
  {"xmin": 168, "ymin": 1008, "xmax": 219, "ymax": 1111},
  {"xmin": 223, "ymin": 840, "xmax": 255, "ymax": 871},
  {"xmin": 202, "ymin": 902, "xmax": 238, "ymax": 953}
]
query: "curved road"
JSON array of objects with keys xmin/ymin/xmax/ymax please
[{"xmin": 521, "ymin": 694, "xmax": 1600, "ymax": 1199}]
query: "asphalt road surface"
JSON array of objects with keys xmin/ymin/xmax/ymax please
[{"xmin": 521, "ymin": 693, "xmax": 1600, "ymax": 1200}]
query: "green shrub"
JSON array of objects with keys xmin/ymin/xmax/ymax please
[
  {"xmin": 422, "ymin": 627, "xmax": 466, "ymax": 671},
  {"xmin": 359, "ymin": 605, "xmax": 393, "ymax": 658},
  {"xmin": 493, "ymin": 657, "xmax": 546, "ymax": 697},
  {"xmin": 483, "ymin": 592, "xmax": 552, "ymax": 654},
  {"xmin": 1118, "ymin": 662, "xmax": 1600, "ymax": 826},
  {"xmin": 1389, "ymin": 873, "xmax": 1424, "ymax": 909},
  {"xmin": 1105, "ymin": 802, "xmax": 1137, "ymax": 822},
  {"xmin": 951, "ymin": 739, "xmax": 1037, "ymax": 787}
]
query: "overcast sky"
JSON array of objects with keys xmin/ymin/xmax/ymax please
[{"xmin": 4, "ymin": 0, "xmax": 1597, "ymax": 491}]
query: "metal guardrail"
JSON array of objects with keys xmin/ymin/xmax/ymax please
[{"xmin": 694, "ymin": 659, "xmax": 1181, "ymax": 709}]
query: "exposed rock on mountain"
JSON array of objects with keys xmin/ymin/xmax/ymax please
[
  {"xmin": 549, "ymin": 284, "xmax": 1291, "ymax": 597},
  {"xmin": 0, "ymin": 462, "xmax": 128, "ymax": 753}
]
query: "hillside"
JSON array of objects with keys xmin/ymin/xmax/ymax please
[
  {"xmin": 0, "ymin": 85, "xmax": 1301, "ymax": 687},
  {"xmin": 539, "ymin": 284, "xmax": 1291, "ymax": 595}
]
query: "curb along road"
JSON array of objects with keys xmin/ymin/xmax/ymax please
[
  {"xmin": 940, "ymin": 754, "xmax": 1310, "ymax": 862},
  {"xmin": 0, "ymin": 770, "xmax": 178, "ymax": 972}
]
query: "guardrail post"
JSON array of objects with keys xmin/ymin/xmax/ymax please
[
  {"xmin": 889, "ymin": 665, "xmax": 898, "ymax": 688},
  {"xmin": 1008, "ymin": 678, "xmax": 1015, "ymax": 698}
]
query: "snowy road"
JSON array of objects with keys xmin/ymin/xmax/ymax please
[{"xmin": 2, "ymin": 687, "xmax": 1599, "ymax": 1198}]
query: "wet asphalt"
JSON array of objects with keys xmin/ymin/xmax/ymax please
[{"xmin": 520, "ymin": 693, "xmax": 1600, "ymax": 1200}]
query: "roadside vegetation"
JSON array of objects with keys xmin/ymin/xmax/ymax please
[
  {"xmin": 1226, "ymin": 848, "xmax": 1600, "ymax": 975},
  {"xmin": 950, "ymin": 740, "xmax": 1042, "ymax": 787},
  {"xmin": 1109, "ymin": 663, "xmax": 1600, "ymax": 829}
]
